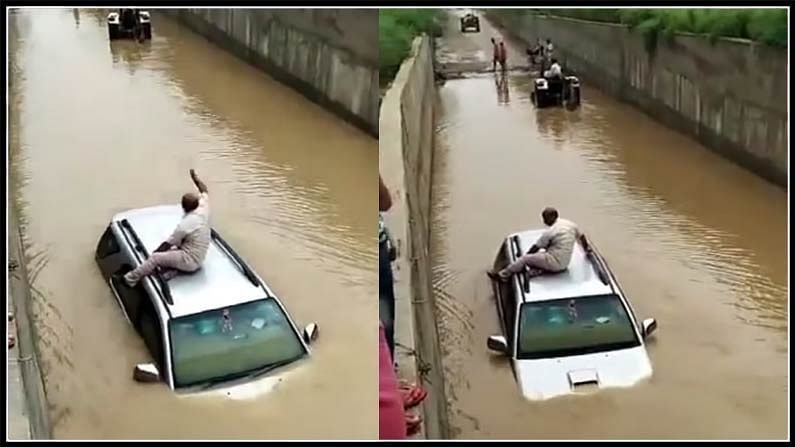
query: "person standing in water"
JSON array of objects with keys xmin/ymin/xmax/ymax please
[{"xmin": 497, "ymin": 41, "xmax": 508, "ymax": 71}]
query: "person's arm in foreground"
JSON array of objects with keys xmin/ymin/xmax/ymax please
[{"xmin": 379, "ymin": 175, "xmax": 392, "ymax": 212}]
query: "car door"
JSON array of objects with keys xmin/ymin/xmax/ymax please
[
  {"xmin": 138, "ymin": 301, "xmax": 166, "ymax": 371},
  {"xmin": 498, "ymin": 280, "xmax": 517, "ymax": 349},
  {"xmin": 109, "ymin": 273, "xmax": 146, "ymax": 330},
  {"xmin": 98, "ymin": 224, "xmax": 145, "ymax": 328},
  {"xmin": 95, "ymin": 224, "xmax": 121, "ymax": 279}
]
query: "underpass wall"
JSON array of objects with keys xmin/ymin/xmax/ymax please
[
  {"xmin": 163, "ymin": 9, "xmax": 379, "ymax": 136},
  {"xmin": 488, "ymin": 12, "xmax": 788, "ymax": 187},
  {"xmin": 379, "ymin": 35, "xmax": 449, "ymax": 439}
]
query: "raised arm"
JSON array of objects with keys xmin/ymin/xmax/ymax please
[{"xmin": 190, "ymin": 169, "xmax": 208, "ymax": 194}]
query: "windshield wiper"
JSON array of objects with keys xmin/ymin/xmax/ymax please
[
  {"xmin": 194, "ymin": 357, "xmax": 300, "ymax": 392},
  {"xmin": 245, "ymin": 357, "xmax": 299, "ymax": 381},
  {"xmin": 195, "ymin": 371, "xmax": 249, "ymax": 392}
]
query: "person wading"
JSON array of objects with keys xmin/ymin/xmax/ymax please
[
  {"xmin": 491, "ymin": 37, "xmax": 500, "ymax": 72},
  {"xmin": 497, "ymin": 41, "xmax": 508, "ymax": 71}
]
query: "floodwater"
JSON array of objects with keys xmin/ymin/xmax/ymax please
[
  {"xmin": 430, "ymin": 11, "xmax": 788, "ymax": 439},
  {"xmin": 8, "ymin": 9, "xmax": 377, "ymax": 439}
]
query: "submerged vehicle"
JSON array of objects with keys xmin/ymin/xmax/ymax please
[
  {"xmin": 95, "ymin": 205, "xmax": 319, "ymax": 392},
  {"xmin": 487, "ymin": 229, "xmax": 658, "ymax": 400}
]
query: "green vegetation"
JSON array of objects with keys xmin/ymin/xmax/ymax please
[
  {"xmin": 498, "ymin": 9, "xmax": 787, "ymax": 49},
  {"xmin": 379, "ymin": 9, "xmax": 442, "ymax": 85}
]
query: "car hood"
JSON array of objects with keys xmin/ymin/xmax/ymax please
[{"xmin": 514, "ymin": 346, "xmax": 652, "ymax": 401}]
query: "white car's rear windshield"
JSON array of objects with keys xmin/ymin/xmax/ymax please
[
  {"xmin": 169, "ymin": 298, "xmax": 306, "ymax": 389},
  {"xmin": 517, "ymin": 294, "xmax": 640, "ymax": 360}
]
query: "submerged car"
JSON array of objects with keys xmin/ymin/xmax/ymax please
[
  {"xmin": 108, "ymin": 9, "xmax": 152, "ymax": 41},
  {"xmin": 487, "ymin": 229, "xmax": 657, "ymax": 401},
  {"xmin": 95, "ymin": 205, "xmax": 318, "ymax": 392}
]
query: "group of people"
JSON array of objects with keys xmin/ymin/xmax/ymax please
[
  {"xmin": 527, "ymin": 38, "xmax": 563, "ymax": 78},
  {"xmin": 527, "ymin": 38, "xmax": 555, "ymax": 67},
  {"xmin": 493, "ymin": 37, "xmax": 563, "ymax": 80},
  {"xmin": 379, "ymin": 175, "xmax": 428, "ymax": 439}
]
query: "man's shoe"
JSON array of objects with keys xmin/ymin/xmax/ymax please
[{"xmin": 487, "ymin": 270, "xmax": 507, "ymax": 282}]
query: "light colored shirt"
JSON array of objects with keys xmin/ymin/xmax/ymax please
[
  {"xmin": 544, "ymin": 62, "xmax": 562, "ymax": 79},
  {"xmin": 534, "ymin": 218, "xmax": 582, "ymax": 269},
  {"xmin": 167, "ymin": 192, "xmax": 211, "ymax": 264}
]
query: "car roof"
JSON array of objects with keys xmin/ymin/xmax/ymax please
[
  {"xmin": 509, "ymin": 228, "xmax": 614, "ymax": 302},
  {"xmin": 112, "ymin": 205, "xmax": 267, "ymax": 318}
]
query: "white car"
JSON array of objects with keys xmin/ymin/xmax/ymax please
[
  {"xmin": 487, "ymin": 229, "xmax": 657, "ymax": 400},
  {"xmin": 95, "ymin": 205, "xmax": 318, "ymax": 393}
]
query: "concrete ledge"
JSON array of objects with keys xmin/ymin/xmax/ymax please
[
  {"xmin": 162, "ymin": 9, "xmax": 379, "ymax": 137},
  {"xmin": 8, "ymin": 205, "xmax": 52, "ymax": 440},
  {"xmin": 379, "ymin": 36, "xmax": 449, "ymax": 439}
]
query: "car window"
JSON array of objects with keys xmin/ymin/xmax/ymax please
[
  {"xmin": 97, "ymin": 225, "xmax": 120, "ymax": 259},
  {"xmin": 517, "ymin": 294, "xmax": 640, "ymax": 360},
  {"xmin": 169, "ymin": 298, "xmax": 306, "ymax": 389},
  {"xmin": 113, "ymin": 276, "xmax": 147, "ymax": 327},
  {"xmin": 139, "ymin": 305, "xmax": 165, "ymax": 368},
  {"xmin": 498, "ymin": 280, "xmax": 517, "ymax": 347}
]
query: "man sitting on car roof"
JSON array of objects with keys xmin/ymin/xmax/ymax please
[
  {"xmin": 488, "ymin": 207, "xmax": 590, "ymax": 282},
  {"xmin": 121, "ymin": 169, "xmax": 211, "ymax": 287}
]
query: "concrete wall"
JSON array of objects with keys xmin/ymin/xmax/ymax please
[
  {"xmin": 380, "ymin": 36, "xmax": 448, "ymax": 439},
  {"xmin": 489, "ymin": 12, "xmax": 788, "ymax": 187},
  {"xmin": 8, "ymin": 204, "xmax": 52, "ymax": 439},
  {"xmin": 8, "ymin": 28, "xmax": 51, "ymax": 438},
  {"xmin": 164, "ymin": 9, "xmax": 379, "ymax": 136}
]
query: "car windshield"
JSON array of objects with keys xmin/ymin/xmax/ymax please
[
  {"xmin": 517, "ymin": 294, "xmax": 640, "ymax": 360},
  {"xmin": 169, "ymin": 298, "xmax": 306, "ymax": 389}
]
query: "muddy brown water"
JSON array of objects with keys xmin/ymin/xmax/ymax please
[
  {"xmin": 9, "ymin": 9, "xmax": 377, "ymax": 439},
  {"xmin": 430, "ymin": 10, "xmax": 788, "ymax": 440}
]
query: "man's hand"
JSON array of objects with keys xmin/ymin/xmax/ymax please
[
  {"xmin": 154, "ymin": 241, "xmax": 172, "ymax": 253},
  {"xmin": 190, "ymin": 169, "xmax": 208, "ymax": 194}
]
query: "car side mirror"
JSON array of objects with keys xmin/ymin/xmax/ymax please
[
  {"xmin": 133, "ymin": 363, "xmax": 160, "ymax": 383},
  {"xmin": 487, "ymin": 335, "xmax": 509, "ymax": 355},
  {"xmin": 641, "ymin": 318, "xmax": 658, "ymax": 339},
  {"xmin": 303, "ymin": 323, "xmax": 319, "ymax": 344}
]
